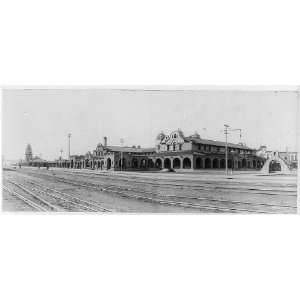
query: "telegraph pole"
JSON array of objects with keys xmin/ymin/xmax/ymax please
[
  {"xmin": 223, "ymin": 125, "xmax": 243, "ymax": 175},
  {"xmin": 68, "ymin": 133, "xmax": 71, "ymax": 159},
  {"xmin": 120, "ymin": 138, "xmax": 124, "ymax": 171},
  {"xmin": 230, "ymin": 128, "xmax": 242, "ymax": 144},
  {"xmin": 224, "ymin": 124, "xmax": 229, "ymax": 175}
]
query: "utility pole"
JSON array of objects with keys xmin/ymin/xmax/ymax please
[
  {"xmin": 230, "ymin": 128, "xmax": 242, "ymax": 144},
  {"xmin": 223, "ymin": 125, "xmax": 243, "ymax": 175},
  {"xmin": 120, "ymin": 138, "xmax": 124, "ymax": 171},
  {"xmin": 68, "ymin": 133, "xmax": 71, "ymax": 159},
  {"xmin": 224, "ymin": 124, "xmax": 229, "ymax": 175}
]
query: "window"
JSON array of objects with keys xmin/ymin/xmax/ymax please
[
  {"xmin": 173, "ymin": 144, "xmax": 176, "ymax": 151},
  {"xmin": 167, "ymin": 145, "xmax": 170, "ymax": 151},
  {"xmin": 179, "ymin": 144, "xmax": 182, "ymax": 151},
  {"xmin": 157, "ymin": 145, "xmax": 160, "ymax": 151}
]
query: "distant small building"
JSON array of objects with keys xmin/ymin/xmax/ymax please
[
  {"xmin": 256, "ymin": 146, "xmax": 298, "ymax": 169},
  {"xmin": 277, "ymin": 151, "xmax": 298, "ymax": 169},
  {"xmin": 25, "ymin": 144, "xmax": 33, "ymax": 162}
]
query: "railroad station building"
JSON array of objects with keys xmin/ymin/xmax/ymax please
[{"xmin": 54, "ymin": 130, "xmax": 266, "ymax": 171}]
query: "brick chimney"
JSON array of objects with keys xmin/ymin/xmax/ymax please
[{"xmin": 103, "ymin": 136, "xmax": 107, "ymax": 147}]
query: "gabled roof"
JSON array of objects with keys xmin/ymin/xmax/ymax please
[
  {"xmin": 31, "ymin": 158, "xmax": 46, "ymax": 162},
  {"xmin": 105, "ymin": 146, "xmax": 156, "ymax": 153},
  {"xmin": 70, "ymin": 155, "xmax": 85, "ymax": 159},
  {"xmin": 185, "ymin": 137, "xmax": 254, "ymax": 150}
]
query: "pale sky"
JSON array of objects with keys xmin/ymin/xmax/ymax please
[{"xmin": 2, "ymin": 88, "xmax": 299, "ymax": 161}]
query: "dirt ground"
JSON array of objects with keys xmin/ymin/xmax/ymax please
[{"xmin": 2, "ymin": 167, "xmax": 297, "ymax": 213}]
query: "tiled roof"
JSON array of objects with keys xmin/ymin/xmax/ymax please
[
  {"xmin": 185, "ymin": 137, "xmax": 254, "ymax": 150},
  {"xmin": 105, "ymin": 146, "xmax": 156, "ymax": 153},
  {"xmin": 31, "ymin": 158, "xmax": 46, "ymax": 162}
]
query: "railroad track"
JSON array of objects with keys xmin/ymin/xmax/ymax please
[
  {"xmin": 19, "ymin": 169, "xmax": 297, "ymax": 200},
  {"xmin": 6, "ymin": 179, "xmax": 112, "ymax": 213},
  {"xmin": 58, "ymin": 169, "xmax": 297, "ymax": 196},
  {"xmin": 19, "ymin": 170, "xmax": 296, "ymax": 212},
  {"xmin": 3, "ymin": 183, "xmax": 62, "ymax": 212},
  {"xmin": 20, "ymin": 173, "xmax": 290, "ymax": 213},
  {"xmin": 25, "ymin": 180, "xmax": 113, "ymax": 212},
  {"xmin": 14, "ymin": 170, "xmax": 296, "ymax": 213}
]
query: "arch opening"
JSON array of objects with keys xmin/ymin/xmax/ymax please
[
  {"xmin": 148, "ymin": 159, "xmax": 154, "ymax": 168},
  {"xmin": 173, "ymin": 158, "xmax": 181, "ymax": 169},
  {"xmin": 132, "ymin": 158, "xmax": 138, "ymax": 168},
  {"xmin": 242, "ymin": 158, "xmax": 247, "ymax": 168},
  {"xmin": 212, "ymin": 158, "xmax": 219, "ymax": 168},
  {"xmin": 155, "ymin": 158, "xmax": 162, "ymax": 169},
  {"xmin": 183, "ymin": 157, "xmax": 191, "ymax": 169},
  {"xmin": 164, "ymin": 158, "xmax": 171, "ymax": 169},
  {"xmin": 106, "ymin": 158, "xmax": 112, "ymax": 170},
  {"xmin": 204, "ymin": 158, "xmax": 211, "ymax": 169},
  {"xmin": 140, "ymin": 159, "xmax": 147, "ymax": 168},
  {"xmin": 253, "ymin": 160, "xmax": 257, "ymax": 168},
  {"xmin": 195, "ymin": 158, "xmax": 203, "ymax": 169}
]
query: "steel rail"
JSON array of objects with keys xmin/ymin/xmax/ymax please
[
  {"xmin": 25, "ymin": 180, "xmax": 113, "ymax": 212},
  {"xmin": 3, "ymin": 185, "xmax": 47, "ymax": 212},
  {"xmin": 62, "ymin": 169, "xmax": 297, "ymax": 191},
  {"xmin": 15, "ymin": 170, "xmax": 296, "ymax": 213},
  {"xmin": 25, "ymin": 171, "xmax": 295, "ymax": 211},
  {"xmin": 37, "ymin": 176, "xmax": 276, "ymax": 213},
  {"xmin": 6, "ymin": 179, "xmax": 63, "ymax": 212},
  {"xmin": 56, "ymin": 169, "xmax": 297, "ymax": 196}
]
